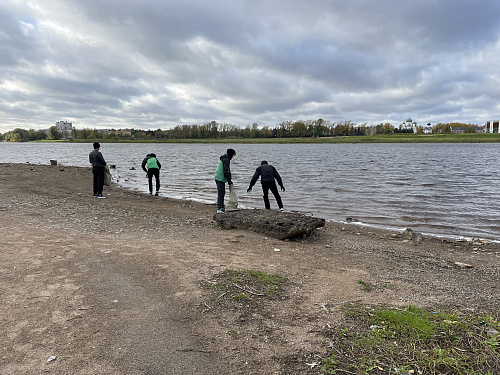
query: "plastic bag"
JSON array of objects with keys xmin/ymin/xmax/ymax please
[
  {"xmin": 226, "ymin": 184, "xmax": 238, "ymax": 211},
  {"xmin": 104, "ymin": 165, "xmax": 112, "ymax": 186}
]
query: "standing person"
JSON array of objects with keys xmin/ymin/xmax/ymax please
[
  {"xmin": 247, "ymin": 160, "xmax": 285, "ymax": 210},
  {"xmin": 89, "ymin": 142, "xmax": 107, "ymax": 198},
  {"xmin": 141, "ymin": 153, "xmax": 161, "ymax": 196},
  {"xmin": 214, "ymin": 148, "xmax": 236, "ymax": 213}
]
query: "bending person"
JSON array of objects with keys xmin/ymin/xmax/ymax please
[
  {"xmin": 141, "ymin": 153, "xmax": 162, "ymax": 195},
  {"xmin": 247, "ymin": 160, "xmax": 284, "ymax": 209}
]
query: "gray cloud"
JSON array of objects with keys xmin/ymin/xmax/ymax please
[{"xmin": 1, "ymin": 0, "xmax": 500, "ymax": 132}]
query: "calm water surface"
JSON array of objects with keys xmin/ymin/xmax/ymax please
[{"xmin": 1, "ymin": 142, "xmax": 499, "ymax": 241}]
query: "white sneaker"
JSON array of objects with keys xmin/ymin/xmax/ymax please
[
  {"xmin": 217, "ymin": 208, "xmax": 225, "ymax": 214},
  {"xmin": 97, "ymin": 194, "xmax": 106, "ymax": 199}
]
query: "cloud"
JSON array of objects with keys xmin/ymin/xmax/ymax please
[{"xmin": 1, "ymin": 0, "xmax": 500, "ymax": 132}]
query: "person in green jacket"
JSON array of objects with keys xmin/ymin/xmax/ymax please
[
  {"xmin": 214, "ymin": 148, "xmax": 236, "ymax": 213},
  {"xmin": 141, "ymin": 153, "xmax": 162, "ymax": 195}
]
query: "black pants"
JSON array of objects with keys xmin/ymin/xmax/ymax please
[
  {"xmin": 92, "ymin": 166, "xmax": 105, "ymax": 195},
  {"xmin": 262, "ymin": 181, "xmax": 283, "ymax": 209},
  {"xmin": 147, "ymin": 168, "xmax": 160, "ymax": 193},
  {"xmin": 215, "ymin": 180, "xmax": 226, "ymax": 210}
]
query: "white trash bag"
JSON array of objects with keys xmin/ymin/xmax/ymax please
[
  {"xmin": 226, "ymin": 184, "xmax": 238, "ymax": 211},
  {"xmin": 104, "ymin": 165, "xmax": 112, "ymax": 186}
]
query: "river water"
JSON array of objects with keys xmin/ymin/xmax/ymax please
[{"xmin": 1, "ymin": 142, "xmax": 499, "ymax": 241}]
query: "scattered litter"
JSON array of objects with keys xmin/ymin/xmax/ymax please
[
  {"xmin": 370, "ymin": 325, "xmax": 384, "ymax": 330},
  {"xmin": 101, "ymin": 250, "xmax": 112, "ymax": 254},
  {"xmin": 45, "ymin": 356, "xmax": 56, "ymax": 363},
  {"xmin": 274, "ymin": 248, "xmax": 280, "ymax": 252},
  {"xmin": 454, "ymin": 261, "xmax": 473, "ymax": 268},
  {"xmin": 325, "ymin": 245, "xmax": 331, "ymax": 248},
  {"xmin": 111, "ymin": 300, "xmax": 118, "ymax": 303}
]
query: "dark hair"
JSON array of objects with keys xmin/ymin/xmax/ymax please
[
  {"xmin": 227, "ymin": 148, "xmax": 236, "ymax": 157},
  {"xmin": 93, "ymin": 142, "xmax": 100, "ymax": 149},
  {"xmin": 261, "ymin": 160, "xmax": 268, "ymax": 165}
]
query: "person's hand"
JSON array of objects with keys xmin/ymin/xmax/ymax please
[
  {"xmin": 247, "ymin": 187, "xmax": 252, "ymax": 193},
  {"xmin": 146, "ymin": 174, "xmax": 148, "ymax": 178},
  {"xmin": 281, "ymin": 186, "xmax": 285, "ymax": 191},
  {"xmin": 228, "ymin": 181, "xmax": 233, "ymax": 185}
]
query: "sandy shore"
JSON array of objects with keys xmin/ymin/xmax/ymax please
[{"xmin": 1, "ymin": 163, "xmax": 499, "ymax": 374}]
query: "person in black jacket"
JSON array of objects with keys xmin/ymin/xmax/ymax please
[
  {"xmin": 247, "ymin": 160, "xmax": 284, "ymax": 209},
  {"xmin": 89, "ymin": 142, "xmax": 107, "ymax": 198}
]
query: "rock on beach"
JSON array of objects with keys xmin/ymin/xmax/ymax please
[{"xmin": 213, "ymin": 209, "xmax": 326, "ymax": 240}]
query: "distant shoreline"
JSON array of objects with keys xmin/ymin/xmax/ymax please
[{"xmin": 11, "ymin": 133, "xmax": 500, "ymax": 144}]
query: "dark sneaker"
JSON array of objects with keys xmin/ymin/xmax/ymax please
[
  {"xmin": 97, "ymin": 194, "xmax": 106, "ymax": 199},
  {"xmin": 92, "ymin": 194, "xmax": 98, "ymax": 198},
  {"xmin": 155, "ymin": 192, "xmax": 159, "ymax": 196}
]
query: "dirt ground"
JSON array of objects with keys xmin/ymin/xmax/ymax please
[{"xmin": 0, "ymin": 163, "xmax": 499, "ymax": 375}]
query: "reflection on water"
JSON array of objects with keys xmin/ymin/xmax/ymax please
[{"xmin": 1, "ymin": 141, "xmax": 499, "ymax": 241}]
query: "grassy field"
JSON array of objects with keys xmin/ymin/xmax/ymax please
[{"xmin": 43, "ymin": 133, "xmax": 500, "ymax": 144}]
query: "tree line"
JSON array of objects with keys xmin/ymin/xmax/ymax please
[{"xmin": 0, "ymin": 120, "xmax": 483, "ymax": 141}]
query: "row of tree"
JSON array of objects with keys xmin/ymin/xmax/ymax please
[{"xmin": 0, "ymin": 120, "xmax": 483, "ymax": 141}]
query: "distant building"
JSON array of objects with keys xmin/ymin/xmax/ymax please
[
  {"xmin": 55, "ymin": 121, "xmax": 72, "ymax": 138},
  {"xmin": 485, "ymin": 120, "xmax": 499, "ymax": 133},
  {"xmin": 401, "ymin": 117, "xmax": 417, "ymax": 133},
  {"xmin": 451, "ymin": 126, "xmax": 485, "ymax": 134},
  {"xmin": 423, "ymin": 123, "xmax": 432, "ymax": 134},
  {"xmin": 451, "ymin": 127, "xmax": 469, "ymax": 134},
  {"xmin": 114, "ymin": 129, "xmax": 132, "ymax": 136}
]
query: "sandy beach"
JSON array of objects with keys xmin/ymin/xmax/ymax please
[{"xmin": 1, "ymin": 162, "xmax": 499, "ymax": 374}]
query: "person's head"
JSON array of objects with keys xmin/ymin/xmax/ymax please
[
  {"xmin": 261, "ymin": 160, "xmax": 268, "ymax": 165},
  {"xmin": 93, "ymin": 142, "xmax": 100, "ymax": 150},
  {"xmin": 227, "ymin": 148, "xmax": 236, "ymax": 159},
  {"xmin": 150, "ymin": 153, "xmax": 156, "ymax": 157}
]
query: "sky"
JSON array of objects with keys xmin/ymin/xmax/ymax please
[{"xmin": 1, "ymin": 0, "xmax": 500, "ymax": 133}]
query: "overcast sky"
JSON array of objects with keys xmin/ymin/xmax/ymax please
[{"xmin": 1, "ymin": 0, "xmax": 500, "ymax": 132}]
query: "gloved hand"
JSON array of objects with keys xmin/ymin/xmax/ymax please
[
  {"xmin": 228, "ymin": 181, "xmax": 233, "ymax": 185},
  {"xmin": 247, "ymin": 187, "xmax": 252, "ymax": 193},
  {"xmin": 145, "ymin": 174, "xmax": 148, "ymax": 178},
  {"xmin": 281, "ymin": 186, "xmax": 285, "ymax": 192}
]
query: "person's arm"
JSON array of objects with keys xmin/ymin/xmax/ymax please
[
  {"xmin": 223, "ymin": 157, "xmax": 232, "ymax": 184},
  {"xmin": 141, "ymin": 158, "xmax": 148, "ymax": 172},
  {"xmin": 98, "ymin": 152, "xmax": 106, "ymax": 166},
  {"xmin": 273, "ymin": 167, "xmax": 284, "ymax": 189},
  {"xmin": 156, "ymin": 159, "xmax": 161, "ymax": 170},
  {"xmin": 247, "ymin": 167, "xmax": 260, "ymax": 192}
]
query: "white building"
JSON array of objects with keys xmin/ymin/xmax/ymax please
[
  {"xmin": 55, "ymin": 121, "xmax": 72, "ymax": 138},
  {"xmin": 485, "ymin": 120, "xmax": 499, "ymax": 133},
  {"xmin": 401, "ymin": 117, "xmax": 417, "ymax": 133},
  {"xmin": 423, "ymin": 123, "xmax": 432, "ymax": 134}
]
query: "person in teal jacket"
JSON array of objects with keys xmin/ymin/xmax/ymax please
[
  {"xmin": 141, "ymin": 153, "xmax": 162, "ymax": 195},
  {"xmin": 214, "ymin": 148, "xmax": 236, "ymax": 213}
]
